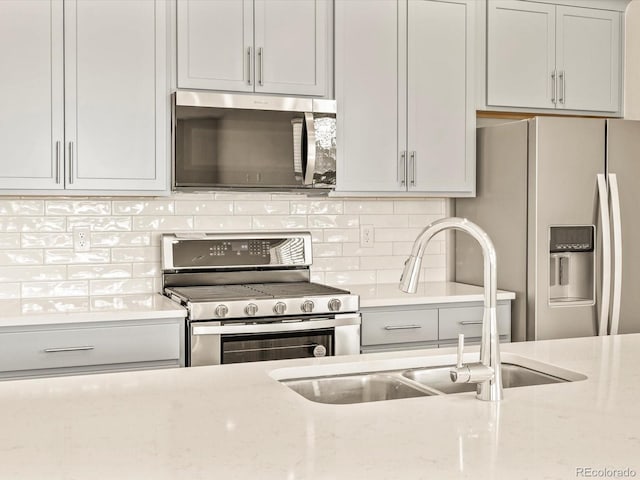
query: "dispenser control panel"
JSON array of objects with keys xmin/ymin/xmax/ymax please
[{"xmin": 549, "ymin": 226, "xmax": 594, "ymax": 253}]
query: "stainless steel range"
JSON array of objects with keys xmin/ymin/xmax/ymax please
[{"xmin": 161, "ymin": 232, "xmax": 360, "ymax": 366}]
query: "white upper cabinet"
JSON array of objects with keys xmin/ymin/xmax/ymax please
[
  {"xmin": 0, "ymin": 0, "xmax": 169, "ymax": 194},
  {"xmin": 336, "ymin": 0, "xmax": 475, "ymax": 196},
  {"xmin": 177, "ymin": 0, "xmax": 253, "ymax": 92},
  {"xmin": 484, "ymin": 0, "xmax": 623, "ymax": 115},
  {"xmin": 487, "ymin": 1, "xmax": 556, "ymax": 109},
  {"xmin": 65, "ymin": 0, "xmax": 168, "ymax": 191},
  {"xmin": 556, "ymin": 6, "xmax": 620, "ymax": 112},
  {"xmin": 0, "ymin": 0, "xmax": 64, "ymax": 190},
  {"xmin": 177, "ymin": 0, "xmax": 328, "ymax": 97}
]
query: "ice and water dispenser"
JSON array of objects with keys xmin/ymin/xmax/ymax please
[{"xmin": 549, "ymin": 226, "xmax": 595, "ymax": 305}]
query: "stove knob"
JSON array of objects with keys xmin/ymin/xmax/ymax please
[
  {"xmin": 328, "ymin": 298, "xmax": 342, "ymax": 312},
  {"xmin": 215, "ymin": 304, "xmax": 229, "ymax": 318},
  {"xmin": 313, "ymin": 345, "xmax": 327, "ymax": 357},
  {"xmin": 273, "ymin": 302, "xmax": 287, "ymax": 315},
  {"xmin": 301, "ymin": 300, "xmax": 315, "ymax": 313},
  {"xmin": 245, "ymin": 303, "xmax": 258, "ymax": 316}
]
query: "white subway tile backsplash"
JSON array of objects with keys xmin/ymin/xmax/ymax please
[
  {"xmin": 21, "ymin": 233, "xmax": 73, "ymax": 248},
  {"xmin": 89, "ymin": 278, "xmax": 154, "ymax": 296},
  {"xmin": 194, "ymin": 216, "xmax": 253, "ymax": 231},
  {"xmin": 22, "ymin": 297, "xmax": 89, "ymax": 313},
  {"xmin": 67, "ymin": 216, "xmax": 131, "ymax": 231},
  {"xmin": 90, "ymin": 294, "xmax": 154, "ymax": 311},
  {"xmin": 0, "ymin": 193, "xmax": 447, "ymax": 300},
  {"xmin": 112, "ymin": 200, "xmax": 175, "ymax": 215},
  {"xmin": 175, "ymin": 201, "xmax": 233, "ymax": 215},
  {"xmin": 0, "ymin": 283, "xmax": 21, "ymax": 299},
  {"xmin": 133, "ymin": 216, "xmax": 194, "ymax": 231},
  {"xmin": 234, "ymin": 201, "xmax": 290, "ymax": 215},
  {"xmin": 67, "ymin": 264, "xmax": 132, "ymax": 280},
  {"xmin": 0, "ymin": 250, "xmax": 43, "ymax": 265},
  {"xmin": 46, "ymin": 200, "xmax": 111, "ymax": 216},
  {"xmin": 323, "ymin": 229, "xmax": 360, "ymax": 243},
  {"xmin": 0, "ymin": 266, "xmax": 66, "ymax": 282},
  {"xmin": 252, "ymin": 216, "xmax": 307, "ymax": 229},
  {"xmin": 111, "ymin": 247, "xmax": 159, "ymax": 263},
  {"xmin": 45, "ymin": 249, "xmax": 111, "ymax": 265},
  {"xmin": 0, "ymin": 200, "xmax": 44, "ymax": 216},
  {"xmin": 308, "ymin": 215, "xmax": 359, "ymax": 229},
  {"xmin": 0, "ymin": 217, "xmax": 66, "ymax": 232},
  {"xmin": 0, "ymin": 233, "xmax": 22, "ymax": 248},
  {"xmin": 344, "ymin": 201, "xmax": 394, "ymax": 215},
  {"xmin": 90, "ymin": 232, "xmax": 151, "ymax": 247},
  {"xmin": 290, "ymin": 200, "xmax": 344, "ymax": 215},
  {"xmin": 22, "ymin": 281, "xmax": 88, "ymax": 298}
]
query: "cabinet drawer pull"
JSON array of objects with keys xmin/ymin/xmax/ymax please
[
  {"xmin": 559, "ymin": 70, "xmax": 565, "ymax": 104},
  {"xmin": 399, "ymin": 151, "xmax": 407, "ymax": 186},
  {"xmin": 258, "ymin": 47, "xmax": 264, "ymax": 86},
  {"xmin": 551, "ymin": 70, "xmax": 557, "ymax": 105},
  {"xmin": 458, "ymin": 320, "xmax": 483, "ymax": 326},
  {"xmin": 247, "ymin": 47, "xmax": 253, "ymax": 85},
  {"xmin": 44, "ymin": 346, "xmax": 95, "ymax": 353},
  {"xmin": 384, "ymin": 324, "xmax": 422, "ymax": 331}
]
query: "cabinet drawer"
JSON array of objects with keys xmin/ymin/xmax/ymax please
[
  {"xmin": 361, "ymin": 308, "xmax": 438, "ymax": 346},
  {"xmin": 439, "ymin": 304, "xmax": 511, "ymax": 343},
  {"xmin": 0, "ymin": 322, "xmax": 181, "ymax": 373}
]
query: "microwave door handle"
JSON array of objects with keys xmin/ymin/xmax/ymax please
[{"xmin": 302, "ymin": 112, "xmax": 316, "ymax": 185}]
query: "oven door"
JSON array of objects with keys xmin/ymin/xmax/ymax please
[{"xmin": 189, "ymin": 314, "xmax": 361, "ymax": 366}]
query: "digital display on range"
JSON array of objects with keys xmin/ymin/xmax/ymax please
[{"xmin": 172, "ymin": 239, "xmax": 278, "ymax": 267}]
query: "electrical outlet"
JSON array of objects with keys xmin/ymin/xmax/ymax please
[
  {"xmin": 360, "ymin": 225, "xmax": 374, "ymax": 247},
  {"xmin": 73, "ymin": 227, "xmax": 91, "ymax": 252}
]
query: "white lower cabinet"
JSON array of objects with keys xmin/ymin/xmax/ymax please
[
  {"xmin": 360, "ymin": 301, "xmax": 511, "ymax": 353},
  {"xmin": 0, "ymin": 318, "xmax": 184, "ymax": 380}
]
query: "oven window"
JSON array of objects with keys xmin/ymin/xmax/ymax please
[{"xmin": 221, "ymin": 329, "xmax": 334, "ymax": 364}]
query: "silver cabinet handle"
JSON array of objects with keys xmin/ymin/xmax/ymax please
[
  {"xmin": 68, "ymin": 141, "xmax": 74, "ymax": 184},
  {"xmin": 399, "ymin": 151, "xmax": 406, "ymax": 186},
  {"xmin": 384, "ymin": 324, "xmax": 422, "ymax": 330},
  {"xmin": 559, "ymin": 71, "xmax": 565, "ymax": 104},
  {"xmin": 247, "ymin": 47, "xmax": 253, "ymax": 86},
  {"xmin": 551, "ymin": 70, "xmax": 557, "ymax": 105},
  {"xmin": 459, "ymin": 320, "xmax": 483, "ymax": 326},
  {"xmin": 55, "ymin": 141, "xmax": 61, "ymax": 184},
  {"xmin": 409, "ymin": 151, "xmax": 416, "ymax": 186},
  {"xmin": 258, "ymin": 47, "xmax": 263, "ymax": 86},
  {"xmin": 44, "ymin": 346, "xmax": 94, "ymax": 353}
]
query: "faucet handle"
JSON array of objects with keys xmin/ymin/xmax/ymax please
[{"xmin": 456, "ymin": 333, "xmax": 465, "ymax": 368}]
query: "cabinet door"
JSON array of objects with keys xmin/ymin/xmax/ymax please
[
  {"xmin": 64, "ymin": 0, "xmax": 168, "ymax": 192},
  {"xmin": 177, "ymin": 0, "xmax": 254, "ymax": 92},
  {"xmin": 0, "ymin": 0, "xmax": 64, "ymax": 190},
  {"xmin": 556, "ymin": 6, "xmax": 620, "ymax": 113},
  {"xmin": 407, "ymin": 0, "xmax": 474, "ymax": 195},
  {"xmin": 487, "ymin": 0, "xmax": 556, "ymax": 109},
  {"xmin": 253, "ymin": 0, "xmax": 327, "ymax": 96},
  {"xmin": 335, "ymin": 0, "xmax": 406, "ymax": 192}
]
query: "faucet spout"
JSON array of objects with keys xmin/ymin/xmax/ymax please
[{"xmin": 399, "ymin": 217, "xmax": 503, "ymax": 402}]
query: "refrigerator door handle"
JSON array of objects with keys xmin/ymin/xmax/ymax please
[
  {"xmin": 596, "ymin": 174, "xmax": 612, "ymax": 336},
  {"xmin": 609, "ymin": 173, "xmax": 622, "ymax": 335}
]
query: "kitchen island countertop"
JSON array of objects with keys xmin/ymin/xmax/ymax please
[{"xmin": 0, "ymin": 333, "xmax": 638, "ymax": 479}]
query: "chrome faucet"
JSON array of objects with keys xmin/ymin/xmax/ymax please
[{"xmin": 399, "ymin": 217, "xmax": 503, "ymax": 402}]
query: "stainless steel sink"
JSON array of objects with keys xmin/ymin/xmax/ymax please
[
  {"xmin": 282, "ymin": 373, "xmax": 436, "ymax": 404},
  {"xmin": 403, "ymin": 363, "xmax": 568, "ymax": 395},
  {"xmin": 276, "ymin": 353, "xmax": 585, "ymax": 405}
]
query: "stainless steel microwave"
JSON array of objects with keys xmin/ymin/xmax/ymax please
[{"xmin": 172, "ymin": 91, "xmax": 336, "ymax": 191}]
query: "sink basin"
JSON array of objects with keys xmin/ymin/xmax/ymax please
[
  {"xmin": 274, "ymin": 352, "xmax": 587, "ymax": 405},
  {"xmin": 403, "ymin": 363, "xmax": 568, "ymax": 394},
  {"xmin": 282, "ymin": 373, "xmax": 436, "ymax": 404}
]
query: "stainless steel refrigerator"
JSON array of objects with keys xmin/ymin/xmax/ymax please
[{"xmin": 455, "ymin": 116, "xmax": 640, "ymax": 341}]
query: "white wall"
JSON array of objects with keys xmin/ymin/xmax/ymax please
[
  {"xmin": 625, "ymin": 0, "xmax": 640, "ymax": 118},
  {"xmin": 0, "ymin": 193, "xmax": 447, "ymax": 311}
]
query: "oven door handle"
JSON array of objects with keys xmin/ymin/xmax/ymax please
[{"xmin": 191, "ymin": 314, "xmax": 361, "ymax": 336}]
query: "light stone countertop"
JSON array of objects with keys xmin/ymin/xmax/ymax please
[
  {"xmin": 349, "ymin": 281, "xmax": 516, "ymax": 308},
  {"xmin": 0, "ymin": 334, "xmax": 639, "ymax": 479},
  {"xmin": 0, "ymin": 294, "xmax": 187, "ymax": 327}
]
